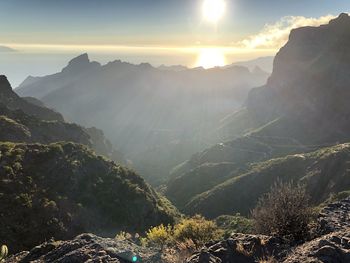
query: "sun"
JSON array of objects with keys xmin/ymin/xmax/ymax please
[
  {"xmin": 202, "ymin": 0, "xmax": 226, "ymax": 23},
  {"xmin": 196, "ymin": 48, "xmax": 226, "ymax": 69}
]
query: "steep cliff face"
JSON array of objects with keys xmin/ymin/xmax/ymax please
[{"xmin": 246, "ymin": 13, "xmax": 350, "ymax": 138}]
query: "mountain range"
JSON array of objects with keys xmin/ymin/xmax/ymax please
[{"xmin": 16, "ymin": 55, "xmax": 269, "ymax": 184}]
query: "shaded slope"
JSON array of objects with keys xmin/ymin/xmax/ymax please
[
  {"xmin": 0, "ymin": 75, "xmax": 125, "ymax": 163},
  {"xmin": 0, "ymin": 142, "xmax": 176, "ymax": 253},
  {"xmin": 0, "ymin": 75, "xmax": 62, "ymax": 121}
]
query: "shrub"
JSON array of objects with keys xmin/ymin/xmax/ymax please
[
  {"xmin": 143, "ymin": 215, "xmax": 223, "ymax": 248},
  {"xmin": 215, "ymin": 213, "xmax": 253, "ymax": 236},
  {"xmin": 115, "ymin": 231, "xmax": 133, "ymax": 241},
  {"xmin": 251, "ymin": 180, "xmax": 313, "ymax": 242},
  {"xmin": 173, "ymin": 215, "xmax": 223, "ymax": 246},
  {"xmin": 145, "ymin": 224, "xmax": 173, "ymax": 247}
]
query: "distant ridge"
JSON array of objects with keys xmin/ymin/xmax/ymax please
[{"xmin": 16, "ymin": 54, "xmax": 269, "ymax": 185}]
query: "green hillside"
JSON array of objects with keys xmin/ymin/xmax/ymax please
[
  {"xmin": 0, "ymin": 142, "xmax": 177, "ymax": 253},
  {"xmin": 184, "ymin": 143, "xmax": 350, "ymax": 218}
]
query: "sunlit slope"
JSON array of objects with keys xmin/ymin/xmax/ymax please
[{"xmin": 185, "ymin": 143, "xmax": 350, "ymax": 218}]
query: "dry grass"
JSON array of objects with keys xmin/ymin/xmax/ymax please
[
  {"xmin": 235, "ymin": 242, "xmax": 253, "ymax": 257},
  {"xmin": 162, "ymin": 239, "xmax": 198, "ymax": 263},
  {"xmin": 260, "ymin": 237, "xmax": 268, "ymax": 246},
  {"xmin": 258, "ymin": 255, "xmax": 278, "ymax": 263}
]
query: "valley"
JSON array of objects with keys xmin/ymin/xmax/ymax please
[{"xmin": 1, "ymin": 5, "xmax": 350, "ymax": 262}]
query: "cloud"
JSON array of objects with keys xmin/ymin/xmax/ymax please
[{"xmin": 238, "ymin": 14, "xmax": 337, "ymax": 49}]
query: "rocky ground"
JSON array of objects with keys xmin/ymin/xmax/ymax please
[
  {"xmin": 5, "ymin": 233, "xmax": 161, "ymax": 263},
  {"xmin": 187, "ymin": 197, "xmax": 350, "ymax": 263},
  {"xmin": 5, "ymin": 198, "xmax": 350, "ymax": 263}
]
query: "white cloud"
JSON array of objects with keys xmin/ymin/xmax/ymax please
[{"xmin": 238, "ymin": 14, "xmax": 337, "ymax": 49}]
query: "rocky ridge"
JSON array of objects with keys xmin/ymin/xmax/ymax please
[{"xmin": 0, "ymin": 75, "xmax": 125, "ymax": 163}]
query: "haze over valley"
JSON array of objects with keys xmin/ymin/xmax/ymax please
[{"xmin": 1, "ymin": 1, "xmax": 350, "ymax": 262}]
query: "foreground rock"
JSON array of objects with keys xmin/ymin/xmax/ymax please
[
  {"xmin": 318, "ymin": 197, "xmax": 350, "ymax": 234},
  {"xmin": 6, "ymin": 198, "xmax": 350, "ymax": 262},
  {"xmin": 5, "ymin": 233, "xmax": 162, "ymax": 263},
  {"xmin": 186, "ymin": 234, "xmax": 288, "ymax": 263},
  {"xmin": 187, "ymin": 198, "xmax": 350, "ymax": 263},
  {"xmin": 283, "ymin": 230, "xmax": 350, "ymax": 263}
]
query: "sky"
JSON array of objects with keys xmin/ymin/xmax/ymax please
[{"xmin": 0, "ymin": 0, "xmax": 349, "ymax": 85}]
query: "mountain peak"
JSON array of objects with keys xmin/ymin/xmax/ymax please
[
  {"xmin": 0, "ymin": 75, "xmax": 12, "ymax": 92},
  {"xmin": 62, "ymin": 53, "xmax": 100, "ymax": 74},
  {"xmin": 70, "ymin": 53, "xmax": 90, "ymax": 64},
  {"xmin": 330, "ymin": 12, "xmax": 350, "ymax": 24}
]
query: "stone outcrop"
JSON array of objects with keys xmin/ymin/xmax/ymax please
[
  {"xmin": 318, "ymin": 197, "xmax": 350, "ymax": 234},
  {"xmin": 187, "ymin": 198, "xmax": 350, "ymax": 263},
  {"xmin": 5, "ymin": 234, "xmax": 162, "ymax": 263}
]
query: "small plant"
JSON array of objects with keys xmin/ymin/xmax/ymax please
[
  {"xmin": 173, "ymin": 215, "xmax": 223, "ymax": 246},
  {"xmin": 252, "ymin": 180, "xmax": 313, "ymax": 242},
  {"xmin": 235, "ymin": 242, "xmax": 253, "ymax": 257},
  {"xmin": 115, "ymin": 231, "xmax": 133, "ymax": 241},
  {"xmin": 0, "ymin": 245, "xmax": 8, "ymax": 261},
  {"xmin": 145, "ymin": 224, "xmax": 173, "ymax": 247}
]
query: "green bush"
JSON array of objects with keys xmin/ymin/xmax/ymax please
[
  {"xmin": 143, "ymin": 215, "xmax": 223, "ymax": 248},
  {"xmin": 252, "ymin": 180, "xmax": 313, "ymax": 242},
  {"xmin": 173, "ymin": 215, "xmax": 223, "ymax": 245},
  {"xmin": 144, "ymin": 224, "xmax": 173, "ymax": 247},
  {"xmin": 215, "ymin": 214, "xmax": 253, "ymax": 236}
]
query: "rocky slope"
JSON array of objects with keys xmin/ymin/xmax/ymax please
[
  {"xmin": 0, "ymin": 75, "xmax": 62, "ymax": 122},
  {"xmin": 5, "ymin": 234, "xmax": 162, "ymax": 263},
  {"xmin": 0, "ymin": 142, "xmax": 176, "ymax": 253},
  {"xmin": 0, "ymin": 75, "xmax": 125, "ymax": 163},
  {"xmin": 16, "ymin": 55, "xmax": 269, "ymax": 185},
  {"xmin": 187, "ymin": 198, "xmax": 350, "ymax": 263},
  {"xmin": 6, "ymin": 198, "xmax": 350, "ymax": 263},
  {"xmin": 166, "ymin": 13, "xmax": 350, "ymax": 213}
]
